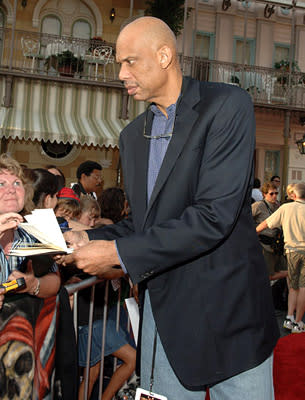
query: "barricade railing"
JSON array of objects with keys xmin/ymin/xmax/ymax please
[{"xmin": 65, "ymin": 276, "xmax": 131, "ymax": 400}]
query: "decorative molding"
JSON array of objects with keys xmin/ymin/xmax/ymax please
[
  {"xmin": 81, "ymin": 0, "xmax": 103, "ymax": 36},
  {"xmin": 32, "ymin": 0, "xmax": 48, "ymax": 28},
  {"xmin": 33, "ymin": 0, "xmax": 103, "ymax": 35},
  {"xmin": 2, "ymin": 0, "xmax": 14, "ymax": 25}
]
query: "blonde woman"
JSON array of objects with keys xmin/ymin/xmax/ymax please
[
  {"xmin": 0, "ymin": 154, "xmax": 61, "ymax": 399},
  {"xmin": 286, "ymin": 183, "xmax": 296, "ymax": 202}
]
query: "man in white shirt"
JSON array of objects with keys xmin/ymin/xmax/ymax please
[
  {"xmin": 256, "ymin": 182, "xmax": 305, "ymax": 333},
  {"xmin": 251, "ymin": 178, "xmax": 263, "ymax": 202}
]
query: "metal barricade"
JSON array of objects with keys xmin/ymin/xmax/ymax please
[{"xmin": 65, "ymin": 276, "xmax": 133, "ymax": 400}]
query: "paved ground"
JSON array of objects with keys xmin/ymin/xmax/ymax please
[
  {"xmin": 274, "ymin": 305, "xmax": 305, "ymax": 337},
  {"xmin": 275, "ymin": 308, "xmax": 290, "ymax": 337}
]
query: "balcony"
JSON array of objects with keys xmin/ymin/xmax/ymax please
[
  {"xmin": 181, "ymin": 56, "xmax": 305, "ymax": 111},
  {"xmin": 0, "ymin": 28, "xmax": 305, "ymax": 110},
  {"xmin": 0, "ymin": 28, "xmax": 121, "ymax": 88}
]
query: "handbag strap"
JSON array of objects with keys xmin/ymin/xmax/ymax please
[
  {"xmin": 263, "ymin": 200, "xmax": 273, "ymax": 216},
  {"xmin": 149, "ymin": 327, "xmax": 158, "ymax": 393}
]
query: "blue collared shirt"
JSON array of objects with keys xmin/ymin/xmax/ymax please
[
  {"xmin": 117, "ymin": 103, "xmax": 177, "ymax": 273},
  {"xmin": 147, "ymin": 103, "xmax": 176, "ymax": 201}
]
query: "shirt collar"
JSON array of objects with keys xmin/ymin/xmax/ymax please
[{"xmin": 150, "ymin": 103, "xmax": 176, "ymax": 118}]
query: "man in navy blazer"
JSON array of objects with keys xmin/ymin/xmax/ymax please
[{"xmin": 59, "ymin": 17, "xmax": 279, "ymax": 399}]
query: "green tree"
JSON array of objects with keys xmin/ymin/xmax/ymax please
[{"xmin": 145, "ymin": 0, "xmax": 190, "ymax": 37}]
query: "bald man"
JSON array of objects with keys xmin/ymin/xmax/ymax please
[{"xmin": 58, "ymin": 17, "xmax": 279, "ymax": 399}]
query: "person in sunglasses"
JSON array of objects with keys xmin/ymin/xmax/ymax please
[{"xmin": 252, "ymin": 181, "xmax": 287, "ymax": 279}]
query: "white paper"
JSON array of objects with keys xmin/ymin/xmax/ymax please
[
  {"xmin": 135, "ymin": 388, "xmax": 168, "ymax": 400},
  {"xmin": 10, "ymin": 208, "xmax": 73, "ymax": 256},
  {"xmin": 23, "ymin": 208, "xmax": 68, "ymax": 251},
  {"xmin": 125, "ymin": 297, "xmax": 140, "ymax": 346}
]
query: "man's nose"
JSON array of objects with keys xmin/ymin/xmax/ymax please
[{"xmin": 119, "ymin": 64, "xmax": 130, "ymax": 82}]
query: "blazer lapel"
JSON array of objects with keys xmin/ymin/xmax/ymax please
[
  {"xmin": 142, "ymin": 78, "xmax": 201, "ymax": 227},
  {"xmin": 130, "ymin": 113, "xmax": 150, "ymax": 225}
]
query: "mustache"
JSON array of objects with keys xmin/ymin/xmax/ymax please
[{"xmin": 122, "ymin": 81, "xmax": 137, "ymax": 87}]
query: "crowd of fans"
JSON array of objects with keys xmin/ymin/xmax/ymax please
[
  {"xmin": 0, "ymin": 155, "xmax": 136, "ymax": 400},
  {"xmin": 252, "ymin": 177, "xmax": 305, "ymax": 334}
]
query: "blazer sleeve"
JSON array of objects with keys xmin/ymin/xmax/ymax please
[
  {"xmin": 87, "ymin": 213, "xmax": 135, "ymax": 241},
  {"xmin": 116, "ymin": 88, "xmax": 256, "ymax": 284}
]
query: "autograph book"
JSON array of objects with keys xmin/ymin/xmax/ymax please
[{"xmin": 9, "ymin": 208, "xmax": 73, "ymax": 256}]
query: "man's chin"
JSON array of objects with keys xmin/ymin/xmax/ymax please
[{"xmin": 132, "ymin": 92, "xmax": 145, "ymax": 101}]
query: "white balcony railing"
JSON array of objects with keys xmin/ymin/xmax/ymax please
[
  {"xmin": 1, "ymin": 28, "xmax": 305, "ymax": 109},
  {"xmin": 0, "ymin": 28, "xmax": 118, "ymax": 82}
]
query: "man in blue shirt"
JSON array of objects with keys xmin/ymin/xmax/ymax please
[{"xmin": 58, "ymin": 17, "xmax": 279, "ymax": 400}]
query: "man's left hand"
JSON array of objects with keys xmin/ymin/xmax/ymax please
[{"xmin": 56, "ymin": 240, "xmax": 122, "ymax": 277}]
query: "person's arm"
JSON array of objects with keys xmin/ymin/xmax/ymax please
[
  {"xmin": 87, "ymin": 212, "xmax": 135, "ymax": 241},
  {"xmin": 7, "ymin": 260, "xmax": 61, "ymax": 298},
  {"xmin": 256, "ymin": 205, "xmax": 283, "ymax": 234},
  {"xmin": 256, "ymin": 220, "xmax": 268, "ymax": 233},
  {"xmin": 68, "ymin": 219, "xmax": 90, "ymax": 231}
]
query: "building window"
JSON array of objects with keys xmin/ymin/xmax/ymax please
[
  {"xmin": 194, "ymin": 33, "xmax": 214, "ymax": 59},
  {"xmin": 41, "ymin": 15, "xmax": 61, "ymax": 36},
  {"xmin": 233, "ymin": 38, "xmax": 255, "ymax": 65},
  {"xmin": 264, "ymin": 150, "xmax": 280, "ymax": 182},
  {"xmin": 274, "ymin": 44, "xmax": 290, "ymax": 64},
  {"xmin": 291, "ymin": 170, "xmax": 302, "ymax": 181},
  {"xmin": 41, "ymin": 140, "xmax": 73, "ymax": 159},
  {"xmin": 72, "ymin": 20, "xmax": 91, "ymax": 39}
]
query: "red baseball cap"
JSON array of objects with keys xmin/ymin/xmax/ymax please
[{"xmin": 57, "ymin": 187, "xmax": 80, "ymax": 202}]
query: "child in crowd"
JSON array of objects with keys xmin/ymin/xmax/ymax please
[
  {"xmin": 55, "ymin": 188, "xmax": 97, "ymax": 231},
  {"xmin": 77, "ymin": 195, "xmax": 102, "ymax": 227},
  {"xmin": 58, "ymin": 188, "xmax": 136, "ymax": 400}
]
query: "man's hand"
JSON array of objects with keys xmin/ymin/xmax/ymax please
[
  {"xmin": 64, "ymin": 230, "xmax": 89, "ymax": 249},
  {"xmin": 56, "ymin": 240, "xmax": 123, "ymax": 277}
]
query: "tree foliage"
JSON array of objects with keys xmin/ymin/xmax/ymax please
[{"xmin": 145, "ymin": 0, "xmax": 190, "ymax": 37}]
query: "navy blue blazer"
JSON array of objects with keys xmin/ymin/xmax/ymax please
[{"xmin": 89, "ymin": 77, "xmax": 279, "ymax": 389}]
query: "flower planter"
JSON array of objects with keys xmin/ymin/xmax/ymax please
[{"xmin": 58, "ymin": 66, "xmax": 75, "ymax": 77}]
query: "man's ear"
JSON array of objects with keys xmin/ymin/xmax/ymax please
[
  {"xmin": 158, "ymin": 45, "xmax": 172, "ymax": 69},
  {"xmin": 80, "ymin": 172, "xmax": 88, "ymax": 185}
]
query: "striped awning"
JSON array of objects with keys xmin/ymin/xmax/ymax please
[{"xmin": 0, "ymin": 77, "xmax": 145, "ymax": 148}]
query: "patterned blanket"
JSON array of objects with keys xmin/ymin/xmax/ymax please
[{"xmin": 0, "ymin": 293, "xmax": 59, "ymax": 399}]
